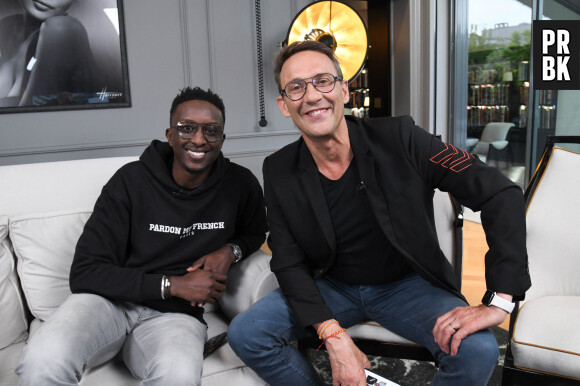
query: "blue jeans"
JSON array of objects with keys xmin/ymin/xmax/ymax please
[
  {"xmin": 16, "ymin": 293, "xmax": 207, "ymax": 386},
  {"xmin": 229, "ymin": 274, "xmax": 498, "ymax": 385}
]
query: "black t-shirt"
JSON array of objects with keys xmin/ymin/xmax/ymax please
[{"xmin": 319, "ymin": 159, "xmax": 413, "ymax": 285}]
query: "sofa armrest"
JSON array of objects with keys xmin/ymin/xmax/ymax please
[{"xmin": 219, "ymin": 249, "xmax": 278, "ymax": 321}]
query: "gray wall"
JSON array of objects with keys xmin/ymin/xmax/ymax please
[{"xmin": 0, "ymin": 0, "xmax": 313, "ymax": 183}]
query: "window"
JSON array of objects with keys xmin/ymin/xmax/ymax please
[
  {"xmin": 530, "ymin": 0, "xmax": 580, "ymax": 165},
  {"xmin": 466, "ymin": 0, "xmax": 532, "ymax": 188}
]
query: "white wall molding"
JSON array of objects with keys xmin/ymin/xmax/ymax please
[
  {"xmin": 391, "ymin": 0, "xmax": 449, "ymax": 139},
  {"xmin": 206, "ymin": 0, "xmax": 217, "ymax": 89},
  {"xmin": 179, "ymin": 0, "xmax": 191, "ymax": 86},
  {"xmin": 0, "ymin": 139, "xmax": 152, "ymax": 158}
]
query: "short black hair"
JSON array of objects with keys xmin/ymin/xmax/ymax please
[{"xmin": 169, "ymin": 86, "xmax": 225, "ymax": 124}]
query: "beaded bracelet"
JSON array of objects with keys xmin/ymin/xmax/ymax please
[{"xmin": 317, "ymin": 328, "xmax": 347, "ymax": 351}]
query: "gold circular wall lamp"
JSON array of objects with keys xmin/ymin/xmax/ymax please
[{"xmin": 286, "ymin": 1, "xmax": 368, "ymax": 83}]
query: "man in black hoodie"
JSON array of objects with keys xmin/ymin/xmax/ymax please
[{"xmin": 16, "ymin": 87, "xmax": 268, "ymax": 385}]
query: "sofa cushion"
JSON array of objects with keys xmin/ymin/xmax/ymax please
[
  {"xmin": 10, "ymin": 210, "xmax": 92, "ymax": 321},
  {"xmin": 0, "ymin": 341, "xmax": 25, "ymax": 385},
  {"xmin": 0, "ymin": 157, "xmax": 138, "ymax": 218},
  {"xmin": 0, "ymin": 216, "xmax": 28, "ymax": 350}
]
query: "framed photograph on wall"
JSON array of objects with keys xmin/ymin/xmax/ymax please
[{"xmin": 0, "ymin": 0, "xmax": 130, "ymax": 113}]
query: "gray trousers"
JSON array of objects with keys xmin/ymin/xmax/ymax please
[{"xmin": 16, "ymin": 293, "xmax": 207, "ymax": 386}]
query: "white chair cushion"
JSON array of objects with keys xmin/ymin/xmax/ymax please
[
  {"xmin": 0, "ymin": 216, "xmax": 28, "ymax": 350},
  {"xmin": 479, "ymin": 122, "xmax": 513, "ymax": 142},
  {"xmin": 10, "ymin": 210, "xmax": 91, "ymax": 321},
  {"xmin": 511, "ymin": 296, "xmax": 580, "ymax": 379},
  {"xmin": 0, "ymin": 341, "xmax": 25, "ymax": 385}
]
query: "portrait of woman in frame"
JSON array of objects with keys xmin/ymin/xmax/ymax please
[{"xmin": 0, "ymin": 0, "xmax": 130, "ymax": 113}]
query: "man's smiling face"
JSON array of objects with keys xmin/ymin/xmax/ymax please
[
  {"xmin": 276, "ymin": 50, "xmax": 349, "ymax": 140},
  {"xmin": 166, "ymin": 100, "xmax": 225, "ymax": 189}
]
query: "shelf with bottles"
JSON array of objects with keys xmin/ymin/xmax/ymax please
[
  {"xmin": 537, "ymin": 90, "xmax": 558, "ymax": 130},
  {"xmin": 346, "ymin": 69, "xmax": 369, "ymax": 118},
  {"xmin": 468, "ymin": 67, "xmax": 511, "ymax": 126},
  {"xmin": 467, "ymin": 62, "xmax": 531, "ymax": 128},
  {"xmin": 467, "ymin": 105, "xmax": 510, "ymax": 126},
  {"xmin": 468, "ymin": 83, "xmax": 511, "ymax": 107}
]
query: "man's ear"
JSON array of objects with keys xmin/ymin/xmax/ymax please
[
  {"xmin": 276, "ymin": 95, "xmax": 292, "ymax": 118},
  {"xmin": 165, "ymin": 128, "xmax": 174, "ymax": 147},
  {"xmin": 341, "ymin": 80, "xmax": 350, "ymax": 104}
]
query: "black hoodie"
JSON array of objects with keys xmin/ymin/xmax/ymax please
[{"xmin": 70, "ymin": 140, "xmax": 267, "ymax": 322}]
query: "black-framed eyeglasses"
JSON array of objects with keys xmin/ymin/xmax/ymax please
[
  {"xmin": 280, "ymin": 73, "xmax": 342, "ymax": 101},
  {"xmin": 171, "ymin": 121, "xmax": 224, "ymax": 143}
]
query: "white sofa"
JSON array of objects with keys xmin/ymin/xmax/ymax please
[{"xmin": 0, "ymin": 156, "xmax": 277, "ymax": 385}]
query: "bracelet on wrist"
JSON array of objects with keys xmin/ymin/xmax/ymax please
[
  {"xmin": 162, "ymin": 275, "xmax": 172, "ymax": 299},
  {"xmin": 317, "ymin": 319, "xmax": 339, "ymax": 339},
  {"xmin": 317, "ymin": 328, "xmax": 347, "ymax": 351},
  {"xmin": 316, "ymin": 319, "xmax": 334, "ymax": 335}
]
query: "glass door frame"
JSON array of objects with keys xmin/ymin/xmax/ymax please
[{"xmin": 449, "ymin": 0, "xmax": 469, "ymax": 152}]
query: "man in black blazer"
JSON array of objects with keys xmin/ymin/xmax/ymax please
[{"xmin": 229, "ymin": 41, "xmax": 530, "ymax": 385}]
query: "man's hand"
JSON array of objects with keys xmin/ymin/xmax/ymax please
[
  {"xmin": 317, "ymin": 325, "xmax": 370, "ymax": 385},
  {"xmin": 433, "ymin": 300, "xmax": 510, "ymax": 356},
  {"xmin": 169, "ymin": 269, "xmax": 227, "ymax": 306},
  {"xmin": 187, "ymin": 245, "xmax": 236, "ymax": 277},
  {"xmin": 185, "ymin": 246, "xmax": 235, "ymax": 307}
]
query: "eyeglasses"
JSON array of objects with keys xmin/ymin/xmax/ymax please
[
  {"xmin": 281, "ymin": 73, "xmax": 342, "ymax": 101},
  {"xmin": 171, "ymin": 121, "xmax": 224, "ymax": 143}
]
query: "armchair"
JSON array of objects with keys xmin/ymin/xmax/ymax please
[
  {"xmin": 502, "ymin": 136, "xmax": 580, "ymax": 384},
  {"xmin": 471, "ymin": 122, "xmax": 514, "ymax": 163}
]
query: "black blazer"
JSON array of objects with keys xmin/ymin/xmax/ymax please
[{"xmin": 263, "ymin": 115, "xmax": 531, "ymax": 327}]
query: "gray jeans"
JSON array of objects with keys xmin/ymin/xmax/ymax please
[{"xmin": 16, "ymin": 293, "xmax": 207, "ymax": 386}]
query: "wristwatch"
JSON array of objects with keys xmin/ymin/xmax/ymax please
[
  {"xmin": 482, "ymin": 290, "xmax": 515, "ymax": 313},
  {"xmin": 226, "ymin": 243, "xmax": 243, "ymax": 263}
]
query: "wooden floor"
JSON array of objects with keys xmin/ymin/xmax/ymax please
[
  {"xmin": 260, "ymin": 219, "xmax": 509, "ymax": 330},
  {"xmin": 462, "ymin": 220, "xmax": 510, "ymax": 330}
]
